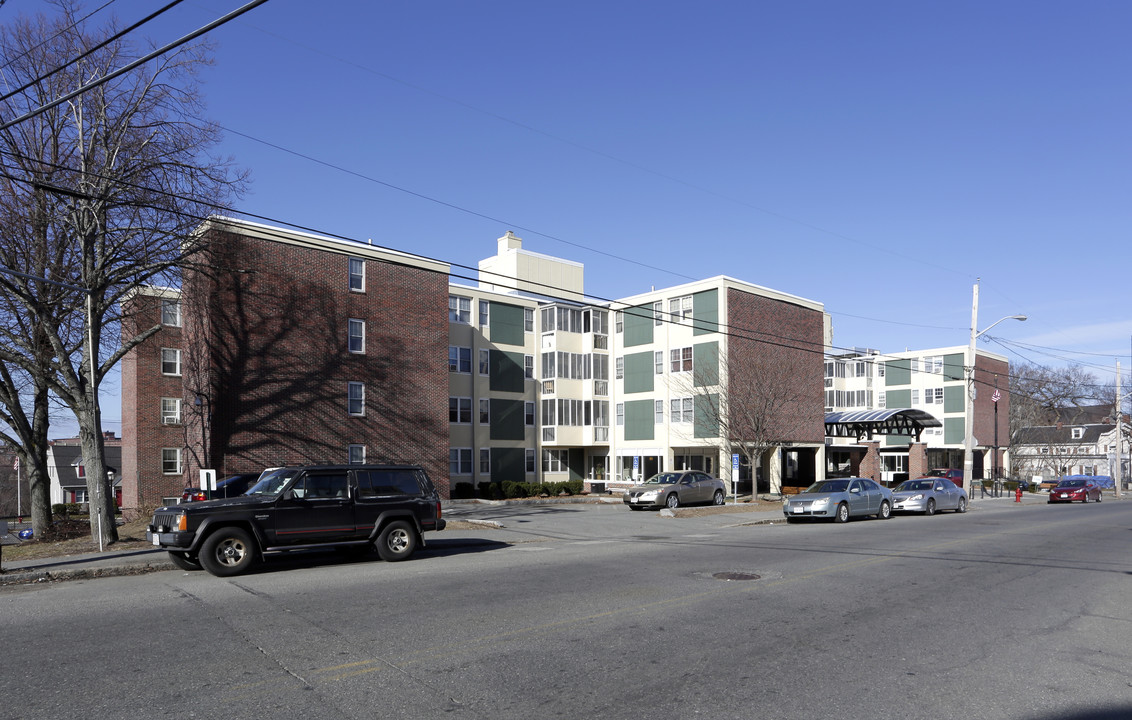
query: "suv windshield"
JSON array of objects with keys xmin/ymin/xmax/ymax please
[{"xmin": 246, "ymin": 468, "xmax": 300, "ymax": 496}]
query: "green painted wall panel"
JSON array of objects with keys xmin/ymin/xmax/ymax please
[
  {"xmin": 692, "ymin": 289, "xmax": 719, "ymax": 336},
  {"xmin": 623, "ymin": 305, "xmax": 654, "ymax": 347},
  {"xmin": 694, "ymin": 393, "xmax": 720, "ymax": 438},
  {"xmin": 489, "ymin": 398, "xmax": 525, "ymax": 440},
  {"xmin": 886, "ymin": 359, "xmax": 911, "ymax": 386},
  {"xmin": 624, "ymin": 351, "xmax": 655, "ymax": 394},
  {"xmin": 489, "ymin": 302, "xmax": 525, "ymax": 347},
  {"xmin": 886, "ymin": 389, "xmax": 911, "ymax": 408},
  {"xmin": 943, "ymin": 353, "xmax": 965, "ymax": 382},
  {"xmin": 944, "ymin": 417, "xmax": 965, "ymax": 444},
  {"xmin": 625, "ymin": 399, "xmax": 655, "ymax": 441},
  {"xmin": 944, "ymin": 385, "xmax": 965, "ymax": 413},
  {"xmin": 693, "ymin": 341, "xmax": 719, "ymax": 387},
  {"xmin": 489, "ymin": 350, "xmax": 525, "ymax": 393},
  {"xmin": 491, "ymin": 447, "xmax": 525, "ymax": 483}
]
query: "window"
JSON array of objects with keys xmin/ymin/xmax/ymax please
[
  {"xmin": 615, "ymin": 357, "xmax": 624, "ymax": 380},
  {"xmin": 925, "ymin": 388, "xmax": 943, "ymax": 404},
  {"xmin": 479, "ymin": 300, "xmax": 489, "ymax": 327},
  {"xmin": 653, "ymin": 301, "xmax": 664, "ymax": 326},
  {"xmin": 479, "ymin": 349, "xmax": 490, "ymax": 375},
  {"xmin": 592, "ymin": 310, "xmax": 608, "ymax": 335},
  {"xmin": 479, "ymin": 448, "xmax": 491, "ymax": 474},
  {"xmin": 669, "ymin": 295, "xmax": 692, "ymax": 323},
  {"xmin": 348, "ymin": 382, "xmax": 365, "ymax": 416},
  {"xmin": 1071, "ymin": 427, "xmax": 1084, "ymax": 439},
  {"xmin": 450, "ymin": 448, "xmax": 472, "ymax": 475},
  {"xmin": 925, "ymin": 356, "xmax": 944, "ymax": 374},
  {"xmin": 655, "ymin": 351, "xmax": 664, "ymax": 374},
  {"xmin": 524, "ymin": 354, "xmax": 534, "ymax": 379},
  {"xmin": 543, "ymin": 449, "xmax": 568, "ymax": 472},
  {"xmin": 348, "ymin": 445, "xmax": 366, "ymax": 464},
  {"xmin": 852, "ymin": 361, "xmax": 866, "ymax": 378},
  {"xmin": 449, "ymin": 295, "xmax": 471, "ymax": 324},
  {"xmin": 525, "ymin": 448, "xmax": 535, "ymax": 473},
  {"xmin": 161, "ymin": 448, "xmax": 181, "ymax": 475},
  {"xmin": 161, "ymin": 348, "xmax": 181, "ymax": 376},
  {"xmin": 671, "ymin": 397, "xmax": 694, "ymax": 423},
  {"xmin": 878, "ymin": 391, "xmax": 886, "ymax": 408},
  {"xmin": 615, "ymin": 311, "xmax": 623, "ymax": 333},
  {"xmin": 479, "ymin": 398, "xmax": 490, "ymax": 424},
  {"xmin": 616, "ymin": 403, "xmax": 625, "ymax": 426},
  {"xmin": 161, "ymin": 397, "xmax": 181, "ymax": 425},
  {"xmin": 524, "ymin": 307, "xmax": 534, "ymax": 332},
  {"xmin": 349, "ymin": 257, "xmax": 365, "ymax": 292},
  {"xmin": 655, "ymin": 400, "xmax": 664, "ymax": 424},
  {"xmin": 911, "ymin": 389, "xmax": 920, "ymax": 405},
  {"xmin": 525, "ymin": 401, "xmax": 535, "ymax": 426},
  {"xmin": 348, "ymin": 318, "xmax": 365, "ymax": 353},
  {"xmin": 160, "ymin": 298, "xmax": 181, "ymax": 327},
  {"xmin": 449, "ymin": 346, "xmax": 472, "ymax": 373},
  {"xmin": 357, "ymin": 469, "xmax": 423, "ymax": 496},
  {"xmin": 449, "ymin": 397, "xmax": 472, "ymax": 423},
  {"xmin": 670, "ymin": 347, "xmax": 692, "ymax": 373}
]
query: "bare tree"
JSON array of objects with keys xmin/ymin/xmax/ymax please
[{"xmin": 0, "ymin": 2, "xmax": 245, "ymax": 543}]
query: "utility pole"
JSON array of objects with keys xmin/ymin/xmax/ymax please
[
  {"xmin": 1116, "ymin": 361, "xmax": 1123, "ymax": 499},
  {"xmin": 962, "ymin": 281, "xmax": 980, "ymax": 501}
]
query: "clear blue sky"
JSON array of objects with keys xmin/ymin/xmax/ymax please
[{"xmin": 18, "ymin": 0, "xmax": 1132, "ymax": 436}]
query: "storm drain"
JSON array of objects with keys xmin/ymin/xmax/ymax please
[{"xmin": 712, "ymin": 571, "xmax": 761, "ymax": 582}]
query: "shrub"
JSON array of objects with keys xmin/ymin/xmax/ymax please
[
  {"xmin": 451, "ymin": 482, "xmax": 474, "ymax": 499},
  {"xmin": 51, "ymin": 503, "xmax": 80, "ymax": 517}
]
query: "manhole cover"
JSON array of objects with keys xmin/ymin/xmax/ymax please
[{"xmin": 712, "ymin": 571, "xmax": 761, "ymax": 582}]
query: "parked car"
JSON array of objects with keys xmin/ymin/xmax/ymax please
[
  {"xmin": 782, "ymin": 477, "xmax": 892, "ymax": 523},
  {"xmin": 623, "ymin": 471, "xmax": 727, "ymax": 510},
  {"xmin": 149, "ymin": 464, "xmax": 446, "ymax": 576},
  {"xmin": 181, "ymin": 472, "xmax": 262, "ymax": 503},
  {"xmin": 891, "ymin": 477, "xmax": 968, "ymax": 515},
  {"xmin": 925, "ymin": 468, "xmax": 963, "ymax": 483},
  {"xmin": 1047, "ymin": 477, "xmax": 1103, "ymax": 504}
]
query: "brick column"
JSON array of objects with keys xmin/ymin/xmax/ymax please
[
  {"xmin": 860, "ymin": 442, "xmax": 881, "ymax": 482},
  {"xmin": 908, "ymin": 442, "xmax": 929, "ymax": 479}
]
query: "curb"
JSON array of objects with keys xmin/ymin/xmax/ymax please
[{"xmin": 0, "ymin": 558, "xmax": 176, "ymax": 586}]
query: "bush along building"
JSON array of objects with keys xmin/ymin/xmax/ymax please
[
  {"xmin": 120, "ymin": 219, "xmax": 831, "ymax": 512},
  {"xmin": 823, "ymin": 347, "xmax": 1011, "ymax": 485}
]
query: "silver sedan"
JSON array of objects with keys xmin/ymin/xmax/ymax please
[
  {"xmin": 891, "ymin": 478, "xmax": 968, "ymax": 515},
  {"xmin": 782, "ymin": 477, "xmax": 893, "ymax": 523},
  {"xmin": 623, "ymin": 471, "xmax": 727, "ymax": 510}
]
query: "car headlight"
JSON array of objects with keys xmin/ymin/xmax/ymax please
[
  {"xmin": 640, "ymin": 491, "xmax": 658, "ymax": 500},
  {"xmin": 909, "ymin": 493, "xmax": 924, "ymax": 501},
  {"xmin": 811, "ymin": 498, "xmax": 829, "ymax": 508}
]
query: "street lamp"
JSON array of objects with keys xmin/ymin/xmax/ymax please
[{"xmin": 962, "ymin": 279, "xmax": 1026, "ymax": 500}]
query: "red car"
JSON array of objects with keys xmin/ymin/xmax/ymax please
[
  {"xmin": 1047, "ymin": 478, "xmax": 1102, "ymax": 504},
  {"xmin": 925, "ymin": 468, "xmax": 963, "ymax": 483}
]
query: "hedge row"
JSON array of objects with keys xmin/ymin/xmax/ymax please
[{"xmin": 450, "ymin": 480, "xmax": 585, "ymax": 500}]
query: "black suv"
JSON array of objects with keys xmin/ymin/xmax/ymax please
[{"xmin": 147, "ymin": 464, "xmax": 446, "ymax": 577}]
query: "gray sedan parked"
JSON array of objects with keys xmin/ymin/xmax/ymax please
[
  {"xmin": 891, "ymin": 477, "xmax": 968, "ymax": 515},
  {"xmin": 782, "ymin": 477, "xmax": 892, "ymax": 523},
  {"xmin": 623, "ymin": 471, "xmax": 727, "ymax": 510}
]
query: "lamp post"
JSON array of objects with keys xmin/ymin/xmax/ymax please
[{"xmin": 962, "ymin": 279, "xmax": 1026, "ymax": 500}]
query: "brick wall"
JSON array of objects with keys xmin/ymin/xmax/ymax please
[
  {"xmin": 120, "ymin": 290, "xmax": 189, "ymax": 516},
  {"xmin": 725, "ymin": 288, "xmax": 826, "ymax": 444},
  {"xmin": 181, "ymin": 226, "xmax": 451, "ymax": 497}
]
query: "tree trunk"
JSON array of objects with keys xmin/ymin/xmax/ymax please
[{"xmin": 77, "ymin": 394, "xmax": 117, "ymax": 545}]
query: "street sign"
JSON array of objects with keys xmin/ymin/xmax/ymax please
[{"xmin": 200, "ymin": 469, "xmax": 217, "ymax": 492}]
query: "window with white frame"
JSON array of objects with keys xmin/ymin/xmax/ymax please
[
  {"xmin": 925, "ymin": 356, "xmax": 943, "ymax": 374},
  {"xmin": 348, "ymin": 445, "xmax": 366, "ymax": 464},
  {"xmin": 348, "ymin": 318, "xmax": 365, "ymax": 353},
  {"xmin": 616, "ymin": 402, "xmax": 625, "ymax": 426},
  {"xmin": 449, "ymin": 397, "xmax": 472, "ymax": 423},
  {"xmin": 450, "ymin": 448, "xmax": 472, "ymax": 475},
  {"xmin": 670, "ymin": 397, "xmax": 694, "ymax": 423},
  {"xmin": 348, "ymin": 382, "xmax": 365, "ymax": 416},
  {"xmin": 669, "ymin": 295, "xmax": 692, "ymax": 323},
  {"xmin": 911, "ymin": 389, "xmax": 920, "ymax": 405},
  {"xmin": 592, "ymin": 309, "xmax": 608, "ymax": 335},
  {"xmin": 543, "ymin": 449, "xmax": 568, "ymax": 472},
  {"xmin": 479, "ymin": 398, "xmax": 490, "ymax": 424},
  {"xmin": 878, "ymin": 391, "xmax": 886, "ymax": 408},
  {"xmin": 525, "ymin": 401, "xmax": 535, "ymax": 426},
  {"xmin": 161, "ymin": 397, "xmax": 181, "ymax": 425},
  {"xmin": 161, "ymin": 348, "xmax": 181, "ymax": 376},
  {"xmin": 524, "ymin": 354, "xmax": 534, "ymax": 379},
  {"xmin": 479, "ymin": 300, "xmax": 489, "ymax": 327},
  {"xmin": 1072, "ymin": 427, "xmax": 1084, "ymax": 439},
  {"xmin": 655, "ymin": 351, "xmax": 664, "ymax": 374},
  {"xmin": 924, "ymin": 388, "xmax": 943, "ymax": 404},
  {"xmin": 160, "ymin": 298, "xmax": 181, "ymax": 327},
  {"xmin": 524, "ymin": 307, "xmax": 534, "ymax": 332},
  {"xmin": 479, "ymin": 448, "xmax": 491, "ymax": 474},
  {"xmin": 615, "ymin": 311, "xmax": 623, "ymax": 333},
  {"xmin": 161, "ymin": 448, "xmax": 182, "ymax": 475},
  {"xmin": 670, "ymin": 347, "xmax": 692, "ymax": 373},
  {"xmin": 615, "ymin": 357, "xmax": 624, "ymax": 380},
  {"xmin": 853, "ymin": 361, "xmax": 867, "ymax": 377},
  {"xmin": 449, "ymin": 295, "xmax": 471, "ymax": 324},
  {"xmin": 479, "ymin": 349, "xmax": 490, "ymax": 375},
  {"xmin": 909, "ymin": 357, "xmax": 920, "ymax": 373},
  {"xmin": 525, "ymin": 448, "xmax": 535, "ymax": 473},
  {"xmin": 653, "ymin": 301, "xmax": 664, "ymax": 326},
  {"xmin": 655, "ymin": 400, "xmax": 664, "ymax": 424},
  {"xmin": 349, "ymin": 257, "xmax": 365, "ymax": 292},
  {"xmin": 878, "ymin": 363, "xmax": 886, "ymax": 378},
  {"xmin": 449, "ymin": 346, "xmax": 471, "ymax": 373}
]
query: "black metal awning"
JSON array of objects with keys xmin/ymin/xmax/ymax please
[{"xmin": 825, "ymin": 408, "xmax": 942, "ymax": 442}]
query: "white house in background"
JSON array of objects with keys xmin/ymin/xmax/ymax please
[
  {"xmin": 47, "ymin": 433, "xmax": 122, "ymax": 506},
  {"xmin": 1012, "ymin": 405, "xmax": 1130, "ymax": 482}
]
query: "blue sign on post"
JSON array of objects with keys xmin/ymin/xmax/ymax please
[{"xmin": 633, "ymin": 456, "xmax": 640, "ymax": 479}]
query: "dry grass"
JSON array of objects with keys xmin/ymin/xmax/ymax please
[{"xmin": 2, "ymin": 516, "xmax": 153, "ymax": 563}]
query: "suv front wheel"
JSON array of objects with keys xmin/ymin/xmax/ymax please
[
  {"xmin": 199, "ymin": 527, "xmax": 258, "ymax": 577},
  {"xmin": 376, "ymin": 520, "xmax": 418, "ymax": 562}
]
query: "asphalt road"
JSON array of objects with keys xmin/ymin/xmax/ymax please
[{"xmin": 1, "ymin": 499, "xmax": 1129, "ymax": 720}]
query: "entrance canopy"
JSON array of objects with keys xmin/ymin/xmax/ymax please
[{"xmin": 825, "ymin": 408, "xmax": 942, "ymax": 442}]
